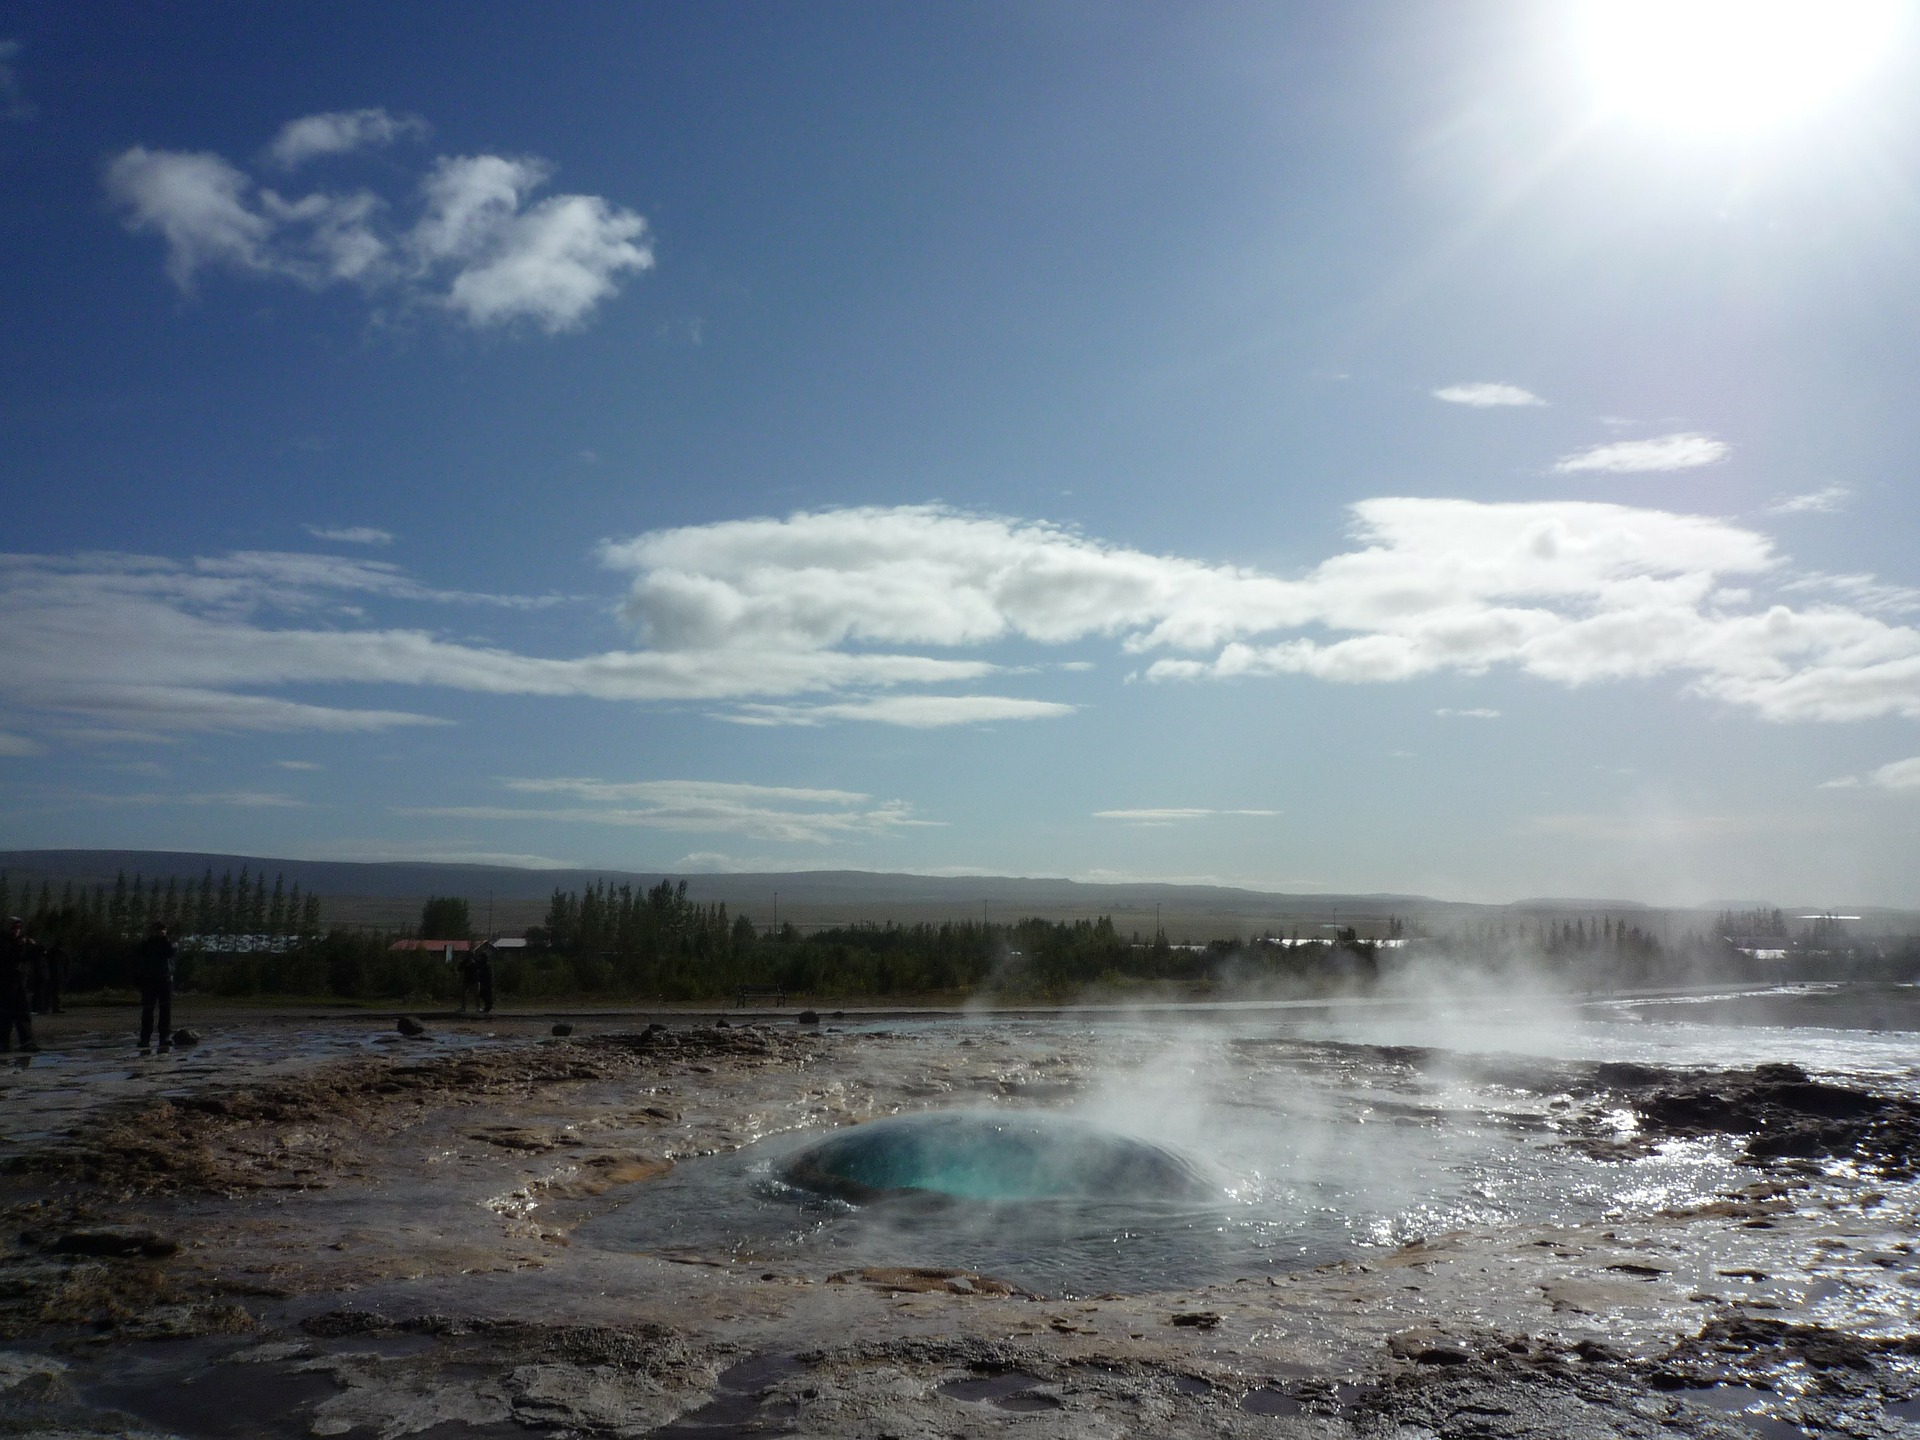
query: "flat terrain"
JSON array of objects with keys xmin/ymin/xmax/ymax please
[{"xmin": 0, "ymin": 1001, "xmax": 1914, "ymax": 1438}]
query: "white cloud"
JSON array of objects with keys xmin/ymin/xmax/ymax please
[
  {"xmin": 1766, "ymin": 484, "xmax": 1850, "ymax": 516},
  {"xmin": 1435, "ymin": 707, "xmax": 1501, "ymax": 718},
  {"xmin": 410, "ymin": 155, "xmax": 652, "ymax": 331},
  {"xmin": 276, "ymin": 759, "xmax": 323, "ymax": 771},
  {"xmin": 306, "ymin": 524, "xmax": 394, "ymax": 546},
  {"xmin": 718, "ymin": 695, "xmax": 1073, "ymax": 728},
  {"xmin": 106, "ymin": 119, "xmax": 651, "ymax": 333},
  {"xmin": 268, "ymin": 108, "xmax": 425, "ymax": 169},
  {"xmin": 1554, "ymin": 433, "xmax": 1730, "ymax": 474},
  {"xmin": 607, "ymin": 500, "xmax": 1920, "ymax": 725},
  {"xmin": 408, "ymin": 778, "xmax": 931, "ymax": 844},
  {"xmin": 1433, "ymin": 382, "xmax": 1544, "ymax": 407},
  {"xmin": 10, "ymin": 496, "xmax": 1920, "ymax": 740},
  {"xmin": 1093, "ymin": 808, "xmax": 1279, "ymax": 824},
  {"xmin": 0, "ymin": 730, "xmax": 42, "ymax": 756},
  {"xmin": 1868, "ymin": 757, "xmax": 1920, "ymax": 791},
  {"xmin": 1783, "ymin": 572, "xmax": 1920, "ymax": 616}
]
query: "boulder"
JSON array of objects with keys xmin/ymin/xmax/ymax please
[{"xmin": 396, "ymin": 1016, "xmax": 427, "ymax": 1038}]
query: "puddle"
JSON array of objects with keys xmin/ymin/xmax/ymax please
[{"xmin": 650, "ymin": 1354, "xmax": 802, "ymax": 1437}]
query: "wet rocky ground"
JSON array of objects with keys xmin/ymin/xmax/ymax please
[{"xmin": 0, "ymin": 1005, "xmax": 1913, "ymax": 1437}]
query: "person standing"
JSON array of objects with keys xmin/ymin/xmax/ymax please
[
  {"xmin": 135, "ymin": 921, "xmax": 176, "ymax": 1052},
  {"xmin": 38, "ymin": 941, "xmax": 65, "ymax": 1015},
  {"xmin": 0, "ymin": 918, "xmax": 38, "ymax": 1053},
  {"xmin": 473, "ymin": 944, "xmax": 495, "ymax": 1015}
]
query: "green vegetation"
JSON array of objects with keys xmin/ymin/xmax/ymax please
[{"xmin": 2, "ymin": 871, "xmax": 1913, "ymax": 1006}]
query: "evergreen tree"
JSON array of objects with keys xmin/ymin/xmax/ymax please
[
  {"xmin": 267, "ymin": 874, "xmax": 287, "ymax": 936},
  {"xmin": 216, "ymin": 871, "xmax": 235, "ymax": 935}
]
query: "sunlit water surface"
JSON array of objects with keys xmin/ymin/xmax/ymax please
[{"xmin": 587, "ymin": 983, "xmax": 1920, "ymax": 1296}]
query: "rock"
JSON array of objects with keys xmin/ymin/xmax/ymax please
[
  {"xmin": 1388, "ymin": 1329, "xmax": 1472, "ymax": 1364},
  {"xmin": 1168, "ymin": 1312, "xmax": 1221, "ymax": 1329},
  {"xmin": 396, "ymin": 1016, "xmax": 427, "ymax": 1038},
  {"xmin": 647, "ymin": 1021, "xmax": 668, "ymax": 1033},
  {"xmin": 551, "ymin": 1023, "xmax": 574, "ymax": 1037},
  {"xmin": 714, "ymin": 1018, "xmax": 731, "ymax": 1028},
  {"xmin": 52, "ymin": 1226, "xmax": 177, "ymax": 1259},
  {"xmin": 170, "ymin": 1028, "xmax": 201, "ymax": 1046},
  {"xmin": 797, "ymin": 1010, "xmax": 821, "ymax": 1025}
]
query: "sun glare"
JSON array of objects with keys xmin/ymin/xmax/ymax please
[{"xmin": 1579, "ymin": 0, "xmax": 1902, "ymax": 134}]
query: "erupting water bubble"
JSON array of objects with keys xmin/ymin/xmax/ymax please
[{"xmin": 779, "ymin": 1110, "xmax": 1217, "ymax": 1204}]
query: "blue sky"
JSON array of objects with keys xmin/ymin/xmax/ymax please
[{"xmin": 3, "ymin": 2, "xmax": 1919, "ymax": 905}]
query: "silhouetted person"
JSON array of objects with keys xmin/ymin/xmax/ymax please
[
  {"xmin": 457, "ymin": 951, "xmax": 479, "ymax": 1012},
  {"xmin": 0, "ymin": 918, "xmax": 37, "ymax": 1052},
  {"xmin": 471, "ymin": 946, "xmax": 494, "ymax": 1015},
  {"xmin": 135, "ymin": 921, "xmax": 176, "ymax": 1052},
  {"xmin": 36, "ymin": 942, "xmax": 65, "ymax": 1015}
]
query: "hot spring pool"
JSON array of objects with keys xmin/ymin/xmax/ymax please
[{"xmin": 575, "ymin": 986, "xmax": 1920, "ymax": 1295}]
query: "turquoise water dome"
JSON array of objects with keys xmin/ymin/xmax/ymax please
[{"xmin": 779, "ymin": 1111, "xmax": 1216, "ymax": 1204}]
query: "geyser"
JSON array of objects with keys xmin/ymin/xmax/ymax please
[{"xmin": 779, "ymin": 1110, "xmax": 1216, "ymax": 1204}]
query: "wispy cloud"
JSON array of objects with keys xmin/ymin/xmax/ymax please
[
  {"xmin": 88, "ymin": 789, "xmax": 308, "ymax": 808},
  {"xmin": 1435, "ymin": 707, "xmax": 1501, "ymax": 718},
  {"xmin": 406, "ymin": 778, "xmax": 933, "ymax": 844},
  {"xmin": 0, "ymin": 39, "xmax": 35, "ymax": 122},
  {"xmin": 306, "ymin": 524, "xmax": 394, "ymax": 546},
  {"xmin": 1554, "ymin": 433, "xmax": 1729, "ymax": 474},
  {"xmin": 718, "ymin": 695, "xmax": 1073, "ymax": 728},
  {"xmin": 1433, "ymin": 382, "xmax": 1544, "ymax": 408},
  {"xmin": 0, "ymin": 730, "xmax": 43, "ymax": 756},
  {"xmin": 9, "ymin": 497, "xmax": 1920, "ymax": 740},
  {"xmin": 105, "ymin": 114, "xmax": 652, "ymax": 333},
  {"xmin": 267, "ymin": 108, "xmax": 426, "ymax": 169},
  {"xmin": 275, "ymin": 759, "xmax": 323, "ymax": 771},
  {"xmin": 1766, "ymin": 484, "xmax": 1850, "ymax": 516},
  {"xmin": 1782, "ymin": 572, "xmax": 1920, "ymax": 616},
  {"xmin": 1093, "ymin": 807, "xmax": 1279, "ymax": 824},
  {"xmin": 1825, "ymin": 756, "xmax": 1920, "ymax": 792},
  {"xmin": 1869, "ymin": 757, "xmax": 1920, "ymax": 791}
]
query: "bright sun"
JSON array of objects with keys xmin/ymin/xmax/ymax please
[{"xmin": 1579, "ymin": 0, "xmax": 1903, "ymax": 134}]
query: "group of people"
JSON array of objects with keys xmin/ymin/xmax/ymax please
[
  {"xmin": 0, "ymin": 916, "xmax": 65, "ymax": 1052},
  {"xmin": 458, "ymin": 946, "xmax": 494, "ymax": 1014},
  {"xmin": 0, "ymin": 916, "xmax": 179, "ymax": 1053}
]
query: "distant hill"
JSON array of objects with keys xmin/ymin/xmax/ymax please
[{"xmin": 4, "ymin": 849, "xmax": 1913, "ymax": 939}]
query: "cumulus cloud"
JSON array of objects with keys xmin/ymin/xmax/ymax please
[
  {"xmin": 268, "ymin": 108, "xmax": 425, "ymax": 168},
  {"xmin": 306, "ymin": 524, "xmax": 393, "ymax": 546},
  {"xmin": 1433, "ymin": 382, "xmax": 1544, "ymax": 407},
  {"xmin": 1554, "ymin": 433, "xmax": 1730, "ymax": 474},
  {"xmin": 105, "ymin": 116, "xmax": 651, "ymax": 332},
  {"xmin": 1767, "ymin": 484, "xmax": 1850, "ymax": 516},
  {"xmin": 408, "ymin": 778, "xmax": 930, "ymax": 844},
  {"xmin": 606, "ymin": 501, "xmax": 1920, "ymax": 724},
  {"xmin": 1093, "ymin": 808, "xmax": 1279, "ymax": 824},
  {"xmin": 9, "ymin": 497, "xmax": 1920, "ymax": 739}
]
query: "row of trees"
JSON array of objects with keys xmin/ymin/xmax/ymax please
[
  {"xmin": 3, "ymin": 868, "xmax": 1914, "ymax": 1003},
  {"xmin": 0, "ymin": 868, "xmax": 323, "ymax": 944}
]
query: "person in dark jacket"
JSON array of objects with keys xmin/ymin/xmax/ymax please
[
  {"xmin": 0, "ymin": 918, "xmax": 37, "ymax": 1052},
  {"xmin": 472, "ymin": 946, "xmax": 494, "ymax": 1015},
  {"xmin": 35, "ymin": 942, "xmax": 65, "ymax": 1015},
  {"xmin": 134, "ymin": 921, "xmax": 176, "ymax": 1052}
]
